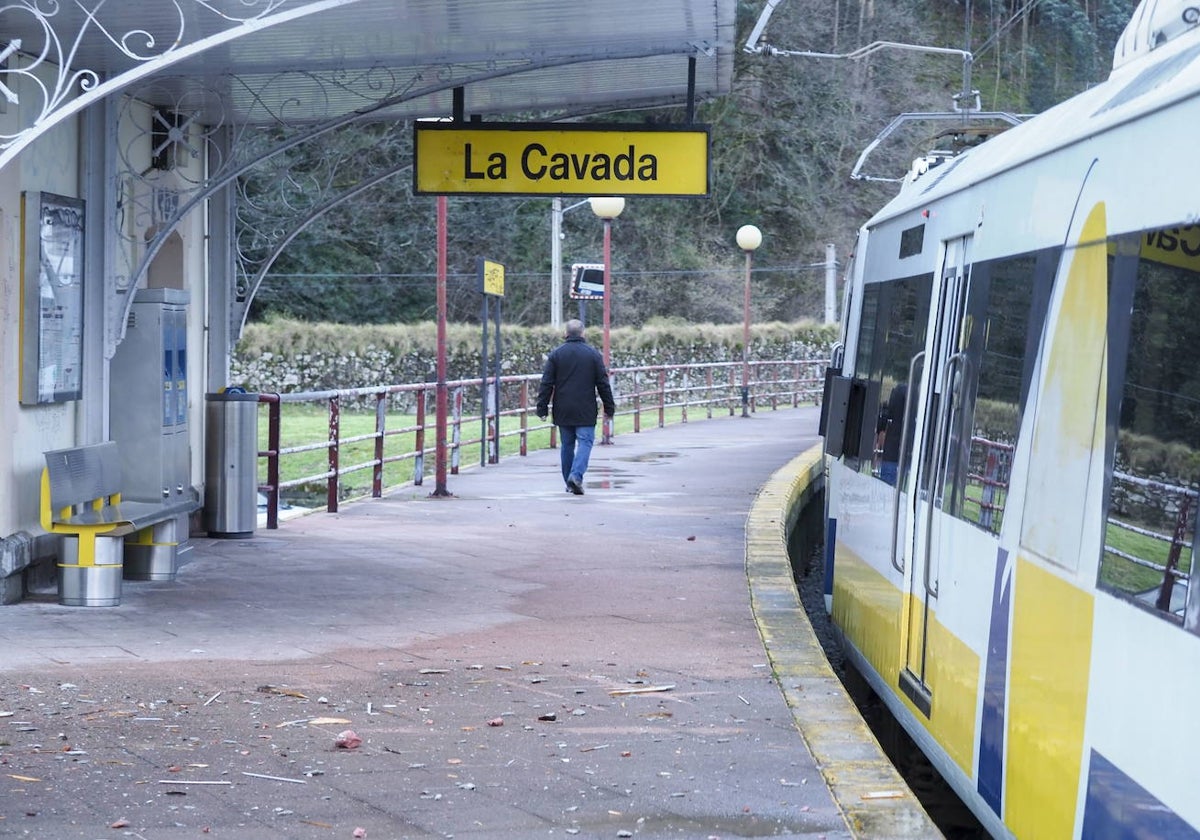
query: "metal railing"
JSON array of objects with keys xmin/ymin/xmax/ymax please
[
  {"xmin": 255, "ymin": 359, "xmax": 824, "ymax": 528},
  {"xmin": 1105, "ymin": 470, "xmax": 1198, "ymax": 614}
]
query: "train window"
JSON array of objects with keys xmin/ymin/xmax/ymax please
[
  {"xmin": 853, "ymin": 274, "xmax": 931, "ymax": 480},
  {"xmin": 899, "ymin": 224, "xmax": 925, "ymax": 259},
  {"xmin": 1101, "ymin": 227, "xmax": 1200, "ymax": 629},
  {"xmin": 944, "ymin": 253, "xmax": 1048, "ymax": 534},
  {"xmin": 854, "ymin": 283, "xmax": 882, "ymax": 385}
]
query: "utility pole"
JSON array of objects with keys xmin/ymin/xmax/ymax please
[
  {"xmin": 550, "ymin": 198, "xmax": 563, "ymax": 329},
  {"xmin": 824, "ymin": 243, "xmax": 837, "ymax": 324}
]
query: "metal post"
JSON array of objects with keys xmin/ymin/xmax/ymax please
[
  {"xmin": 414, "ymin": 388, "xmax": 426, "ymax": 486},
  {"xmin": 633, "ymin": 370, "xmax": 641, "ymax": 433},
  {"xmin": 519, "ymin": 380, "xmax": 529, "ymax": 456},
  {"xmin": 602, "ymin": 219, "xmax": 612, "ymax": 371},
  {"xmin": 480, "ymin": 295, "xmax": 489, "ymax": 468},
  {"xmin": 492, "ymin": 297, "xmax": 502, "ymax": 464},
  {"xmin": 434, "ymin": 195, "xmax": 450, "ymax": 496},
  {"xmin": 551, "ymin": 197, "xmax": 563, "ymax": 328},
  {"xmin": 451, "ymin": 386, "xmax": 462, "ymax": 475},
  {"xmin": 602, "ymin": 217, "xmax": 613, "ymax": 445},
  {"xmin": 658, "ymin": 370, "xmax": 666, "ymax": 428},
  {"xmin": 265, "ymin": 394, "xmax": 281, "ymax": 530},
  {"xmin": 742, "ymin": 248, "xmax": 752, "ymax": 417},
  {"xmin": 373, "ymin": 391, "xmax": 385, "ymax": 497},
  {"xmin": 327, "ymin": 395, "xmax": 340, "ymax": 512},
  {"xmin": 825, "ymin": 242, "xmax": 837, "ymax": 324}
]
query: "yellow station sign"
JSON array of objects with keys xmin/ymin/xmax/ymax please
[{"xmin": 414, "ymin": 123, "xmax": 710, "ymax": 196}]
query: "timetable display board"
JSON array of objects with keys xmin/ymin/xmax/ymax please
[{"xmin": 20, "ymin": 192, "xmax": 84, "ymax": 405}]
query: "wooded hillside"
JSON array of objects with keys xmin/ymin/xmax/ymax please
[{"xmin": 240, "ymin": 0, "xmax": 1136, "ymax": 328}]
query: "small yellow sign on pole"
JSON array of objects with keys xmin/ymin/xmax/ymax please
[
  {"xmin": 479, "ymin": 258, "xmax": 505, "ymax": 297},
  {"xmin": 415, "ymin": 123, "xmax": 709, "ymax": 196}
]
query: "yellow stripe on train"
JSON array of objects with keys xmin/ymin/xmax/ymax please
[
  {"xmin": 831, "ymin": 543, "xmax": 978, "ymax": 779},
  {"xmin": 1006, "ymin": 555, "xmax": 1094, "ymax": 837}
]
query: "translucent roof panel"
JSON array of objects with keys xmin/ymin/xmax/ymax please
[{"xmin": 0, "ymin": 0, "xmax": 735, "ymax": 127}]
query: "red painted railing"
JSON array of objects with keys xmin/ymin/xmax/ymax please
[{"xmin": 255, "ymin": 359, "xmax": 823, "ymax": 529}]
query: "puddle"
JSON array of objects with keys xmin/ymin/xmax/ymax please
[
  {"xmin": 584, "ymin": 464, "xmax": 632, "ymax": 490},
  {"xmin": 618, "ymin": 451, "xmax": 680, "ymax": 463},
  {"xmin": 585, "ymin": 477, "xmax": 633, "ymax": 489}
]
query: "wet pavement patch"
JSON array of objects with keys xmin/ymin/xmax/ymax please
[{"xmin": 618, "ymin": 451, "xmax": 681, "ymax": 463}]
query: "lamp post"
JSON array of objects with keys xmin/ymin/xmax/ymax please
[
  {"xmin": 589, "ymin": 196, "xmax": 625, "ymax": 444},
  {"xmin": 736, "ymin": 224, "xmax": 762, "ymax": 418}
]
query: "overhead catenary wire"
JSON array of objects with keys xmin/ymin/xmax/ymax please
[{"xmin": 973, "ymin": 0, "xmax": 1046, "ymax": 59}]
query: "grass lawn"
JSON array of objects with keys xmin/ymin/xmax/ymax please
[{"xmin": 1100, "ymin": 517, "xmax": 1188, "ymax": 596}]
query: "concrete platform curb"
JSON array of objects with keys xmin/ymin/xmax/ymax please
[{"xmin": 745, "ymin": 445, "xmax": 943, "ymax": 839}]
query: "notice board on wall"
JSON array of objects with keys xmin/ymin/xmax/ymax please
[{"xmin": 20, "ymin": 191, "xmax": 84, "ymax": 405}]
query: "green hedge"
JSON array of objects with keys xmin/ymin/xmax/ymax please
[{"xmin": 232, "ymin": 318, "xmax": 838, "ymax": 393}]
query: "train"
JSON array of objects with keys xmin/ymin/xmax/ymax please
[{"xmin": 819, "ymin": 1, "xmax": 1200, "ymax": 837}]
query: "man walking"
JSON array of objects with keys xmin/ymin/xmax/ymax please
[{"xmin": 536, "ymin": 319, "xmax": 616, "ymax": 495}]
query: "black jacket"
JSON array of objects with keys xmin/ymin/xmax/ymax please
[
  {"xmin": 877, "ymin": 383, "xmax": 908, "ymax": 462},
  {"xmin": 536, "ymin": 336, "xmax": 616, "ymax": 426}
]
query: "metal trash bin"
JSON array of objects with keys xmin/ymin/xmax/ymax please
[{"xmin": 204, "ymin": 391, "xmax": 259, "ymax": 538}]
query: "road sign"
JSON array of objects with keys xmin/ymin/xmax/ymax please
[{"xmin": 570, "ymin": 263, "xmax": 605, "ymax": 300}]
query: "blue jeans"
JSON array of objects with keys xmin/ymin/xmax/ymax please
[
  {"xmin": 880, "ymin": 461, "xmax": 898, "ymax": 486},
  {"xmin": 559, "ymin": 425, "xmax": 596, "ymax": 485}
]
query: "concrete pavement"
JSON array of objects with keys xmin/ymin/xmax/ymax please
[{"xmin": 0, "ymin": 407, "xmax": 935, "ymax": 839}]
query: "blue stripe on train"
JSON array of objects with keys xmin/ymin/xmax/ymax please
[
  {"xmin": 1082, "ymin": 750, "xmax": 1199, "ymax": 839},
  {"xmin": 824, "ymin": 517, "xmax": 836, "ymax": 597},
  {"xmin": 977, "ymin": 547, "xmax": 1011, "ymax": 816}
]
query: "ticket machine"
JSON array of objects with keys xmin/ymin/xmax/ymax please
[{"xmin": 109, "ymin": 288, "xmax": 196, "ymax": 578}]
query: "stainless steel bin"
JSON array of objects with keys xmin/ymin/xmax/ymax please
[{"xmin": 204, "ymin": 392, "xmax": 259, "ymax": 537}]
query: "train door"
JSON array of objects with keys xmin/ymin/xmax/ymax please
[{"xmin": 899, "ymin": 234, "xmax": 973, "ymax": 717}]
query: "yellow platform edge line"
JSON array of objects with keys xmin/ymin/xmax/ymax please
[{"xmin": 745, "ymin": 446, "xmax": 942, "ymax": 839}]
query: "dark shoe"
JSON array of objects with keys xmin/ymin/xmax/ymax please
[{"xmin": 566, "ymin": 476, "xmax": 584, "ymax": 495}]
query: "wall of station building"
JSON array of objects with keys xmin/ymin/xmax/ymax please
[{"xmin": 0, "ymin": 65, "xmax": 215, "ymax": 596}]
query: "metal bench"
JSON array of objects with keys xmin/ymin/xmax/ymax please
[{"xmin": 40, "ymin": 442, "xmax": 198, "ymax": 606}]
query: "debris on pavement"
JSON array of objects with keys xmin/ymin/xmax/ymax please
[
  {"xmin": 608, "ymin": 684, "xmax": 676, "ymax": 696},
  {"xmin": 241, "ymin": 771, "xmax": 307, "ymax": 784},
  {"xmin": 258, "ymin": 685, "xmax": 307, "ymax": 699},
  {"xmin": 334, "ymin": 729, "xmax": 362, "ymax": 749},
  {"xmin": 861, "ymin": 790, "xmax": 905, "ymax": 800}
]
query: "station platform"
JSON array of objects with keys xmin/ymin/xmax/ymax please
[{"xmin": 0, "ymin": 407, "xmax": 938, "ymax": 839}]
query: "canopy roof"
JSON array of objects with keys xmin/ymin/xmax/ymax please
[{"xmin": 1, "ymin": 0, "xmax": 735, "ymax": 134}]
